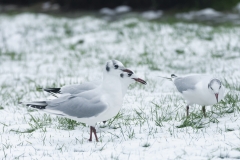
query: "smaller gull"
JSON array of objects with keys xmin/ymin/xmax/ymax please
[
  {"xmin": 21, "ymin": 60, "xmax": 146, "ymax": 142},
  {"xmin": 160, "ymin": 74, "xmax": 225, "ymax": 117}
]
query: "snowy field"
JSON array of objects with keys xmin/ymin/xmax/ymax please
[{"xmin": 0, "ymin": 13, "xmax": 240, "ymax": 159}]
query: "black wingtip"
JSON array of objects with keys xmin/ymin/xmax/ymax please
[
  {"xmin": 21, "ymin": 101, "xmax": 47, "ymax": 109},
  {"xmin": 44, "ymin": 88, "xmax": 61, "ymax": 93},
  {"xmin": 30, "ymin": 105, "xmax": 46, "ymax": 109}
]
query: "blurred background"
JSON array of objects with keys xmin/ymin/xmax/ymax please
[
  {"xmin": 1, "ymin": 0, "xmax": 240, "ymax": 24},
  {"xmin": 0, "ymin": 0, "xmax": 240, "ymax": 10}
]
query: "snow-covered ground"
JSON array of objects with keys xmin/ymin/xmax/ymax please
[{"xmin": 0, "ymin": 13, "xmax": 240, "ymax": 159}]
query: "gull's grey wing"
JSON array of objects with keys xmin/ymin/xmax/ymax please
[
  {"xmin": 61, "ymin": 81, "xmax": 100, "ymax": 94},
  {"xmin": 46, "ymin": 95, "xmax": 107, "ymax": 118},
  {"xmin": 173, "ymin": 75, "xmax": 207, "ymax": 93}
]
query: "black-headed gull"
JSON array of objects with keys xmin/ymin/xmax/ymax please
[
  {"xmin": 21, "ymin": 60, "xmax": 146, "ymax": 142},
  {"xmin": 43, "ymin": 60, "xmax": 145, "ymax": 124},
  {"xmin": 160, "ymin": 74, "xmax": 225, "ymax": 117},
  {"xmin": 43, "ymin": 60, "xmax": 138, "ymax": 97}
]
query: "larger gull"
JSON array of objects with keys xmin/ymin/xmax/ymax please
[{"xmin": 21, "ymin": 60, "xmax": 146, "ymax": 142}]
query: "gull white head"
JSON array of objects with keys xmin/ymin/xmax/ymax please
[
  {"xmin": 208, "ymin": 79, "xmax": 222, "ymax": 102},
  {"xmin": 104, "ymin": 60, "xmax": 132, "ymax": 76}
]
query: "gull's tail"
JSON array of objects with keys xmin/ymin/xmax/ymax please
[
  {"xmin": 19, "ymin": 101, "xmax": 47, "ymax": 109},
  {"xmin": 158, "ymin": 74, "xmax": 177, "ymax": 81}
]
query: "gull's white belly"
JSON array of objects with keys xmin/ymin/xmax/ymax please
[
  {"xmin": 182, "ymin": 91, "xmax": 216, "ymax": 106},
  {"xmin": 75, "ymin": 92, "xmax": 123, "ymax": 126},
  {"xmin": 74, "ymin": 104, "xmax": 122, "ymax": 126}
]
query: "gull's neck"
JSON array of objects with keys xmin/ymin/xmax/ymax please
[
  {"xmin": 120, "ymin": 82, "xmax": 131, "ymax": 98},
  {"xmin": 102, "ymin": 73, "xmax": 123, "ymax": 95}
]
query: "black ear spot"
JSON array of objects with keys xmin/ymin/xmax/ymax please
[
  {"xmin": 128, "ymin": 73, "xmax": 132, "ymax": 77},
  {"xmin": 171, "ymin": 74, "xmax": 177, "ymax": 78},
  {"xmin": 106, "ymin": 63, "xmax": 110, "ymax": 72},
  {"xmin": 120, "ymin": 73, "xmax": 124, "ymax": 78}
]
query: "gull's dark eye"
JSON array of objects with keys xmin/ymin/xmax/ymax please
[
  {"xmin": 114, "ymin": 65, "xmax": 119, "ymax": 69},
  {"xmin": 128, "ymin": 73, "xmax": 132, "ymax": 77}
]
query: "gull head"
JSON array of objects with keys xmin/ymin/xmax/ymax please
[
  {"xmin": 119, "ymin": 69, "xmax": 147, "ymax": 85},
  {"xmin": 208, "ymin": 79, "xmax": 222, "ymax": 103},
  {"xmin": 104, "ymin": 60, "xmax": 133, "ymax": 76}
]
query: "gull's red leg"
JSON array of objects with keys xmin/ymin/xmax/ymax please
[
  {"xmin": 92, "ymin": 127, "xmax": 99, "ymax": 142},
  {"xmin": 202, "ymin": 106, "xmax": 206, "ymax": 117},
  {"xmin": 186, "ymin": 105, "xmax": 189, "ymax": 117},
  {"xmin": 89, "ymin": 126, "xmax": 93, "ymax": 141}
]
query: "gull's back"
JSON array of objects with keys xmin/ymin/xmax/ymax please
[
  {"xmin": 173, "ymin": 74, "xmax": 212, "ymax": 93},
  {"xmin": 60, "ymin": 81, "xmax": 101, "ymax": 94}
]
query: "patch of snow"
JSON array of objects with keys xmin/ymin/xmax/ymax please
[
  {"xmin": 42, "ymin": 2, "xmax": 60, "ymax": 11},
  {"xmin": 99, "ymin": 8, "xmax": 116, "ymax": 16},
  {"xmin": 99, "ymin": 5, "xmax": 131, "ymax": 18},
  {"xmin": 142, "ymin": 10, "xmax": 163, "ymax": 20},
  {"xmin": 115, "ymin": 5, "xmax": 131, "ymax": 14},
  {"xmin": 176, "ymin": 8, "xmax": 223, "ymax": 21},
  {"xmin": 229, "ymin": 150, "xmax": 240, "ymax": 159},
  {"xmin": 175, "ymin": 8, "xmax": 240, "ymax": 23},
  {"xmin": 196, "ymin": 8, "xmax": 223, "ymax": 17},
  {"xmin": 42, "ymin": 2, "xmax": 51, "ymax": 10}
]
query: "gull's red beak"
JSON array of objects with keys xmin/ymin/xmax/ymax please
[
  {"xmin": 132, "ymin": 78, "xmax": 147, "ymax": 85},
  {"xmin": 215, "ymin": 93, "xmax": 218, "ymax": 103}
]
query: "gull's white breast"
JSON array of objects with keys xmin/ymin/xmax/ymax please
[{"xmin": 181, "ymin": 78, "xmax": 225, "ymax": 106}]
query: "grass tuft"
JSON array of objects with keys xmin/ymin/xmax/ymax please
[
  {"xmin": 10, "ymin": 128, "xmax": 36, "ymax": 133},
  {"xmin": 57, "ymin": 117, "xmax": 84, "ymax": 130},
  {"xmin": 142, "ymin": 142, "xmax": 151, "ymax": 147}
]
